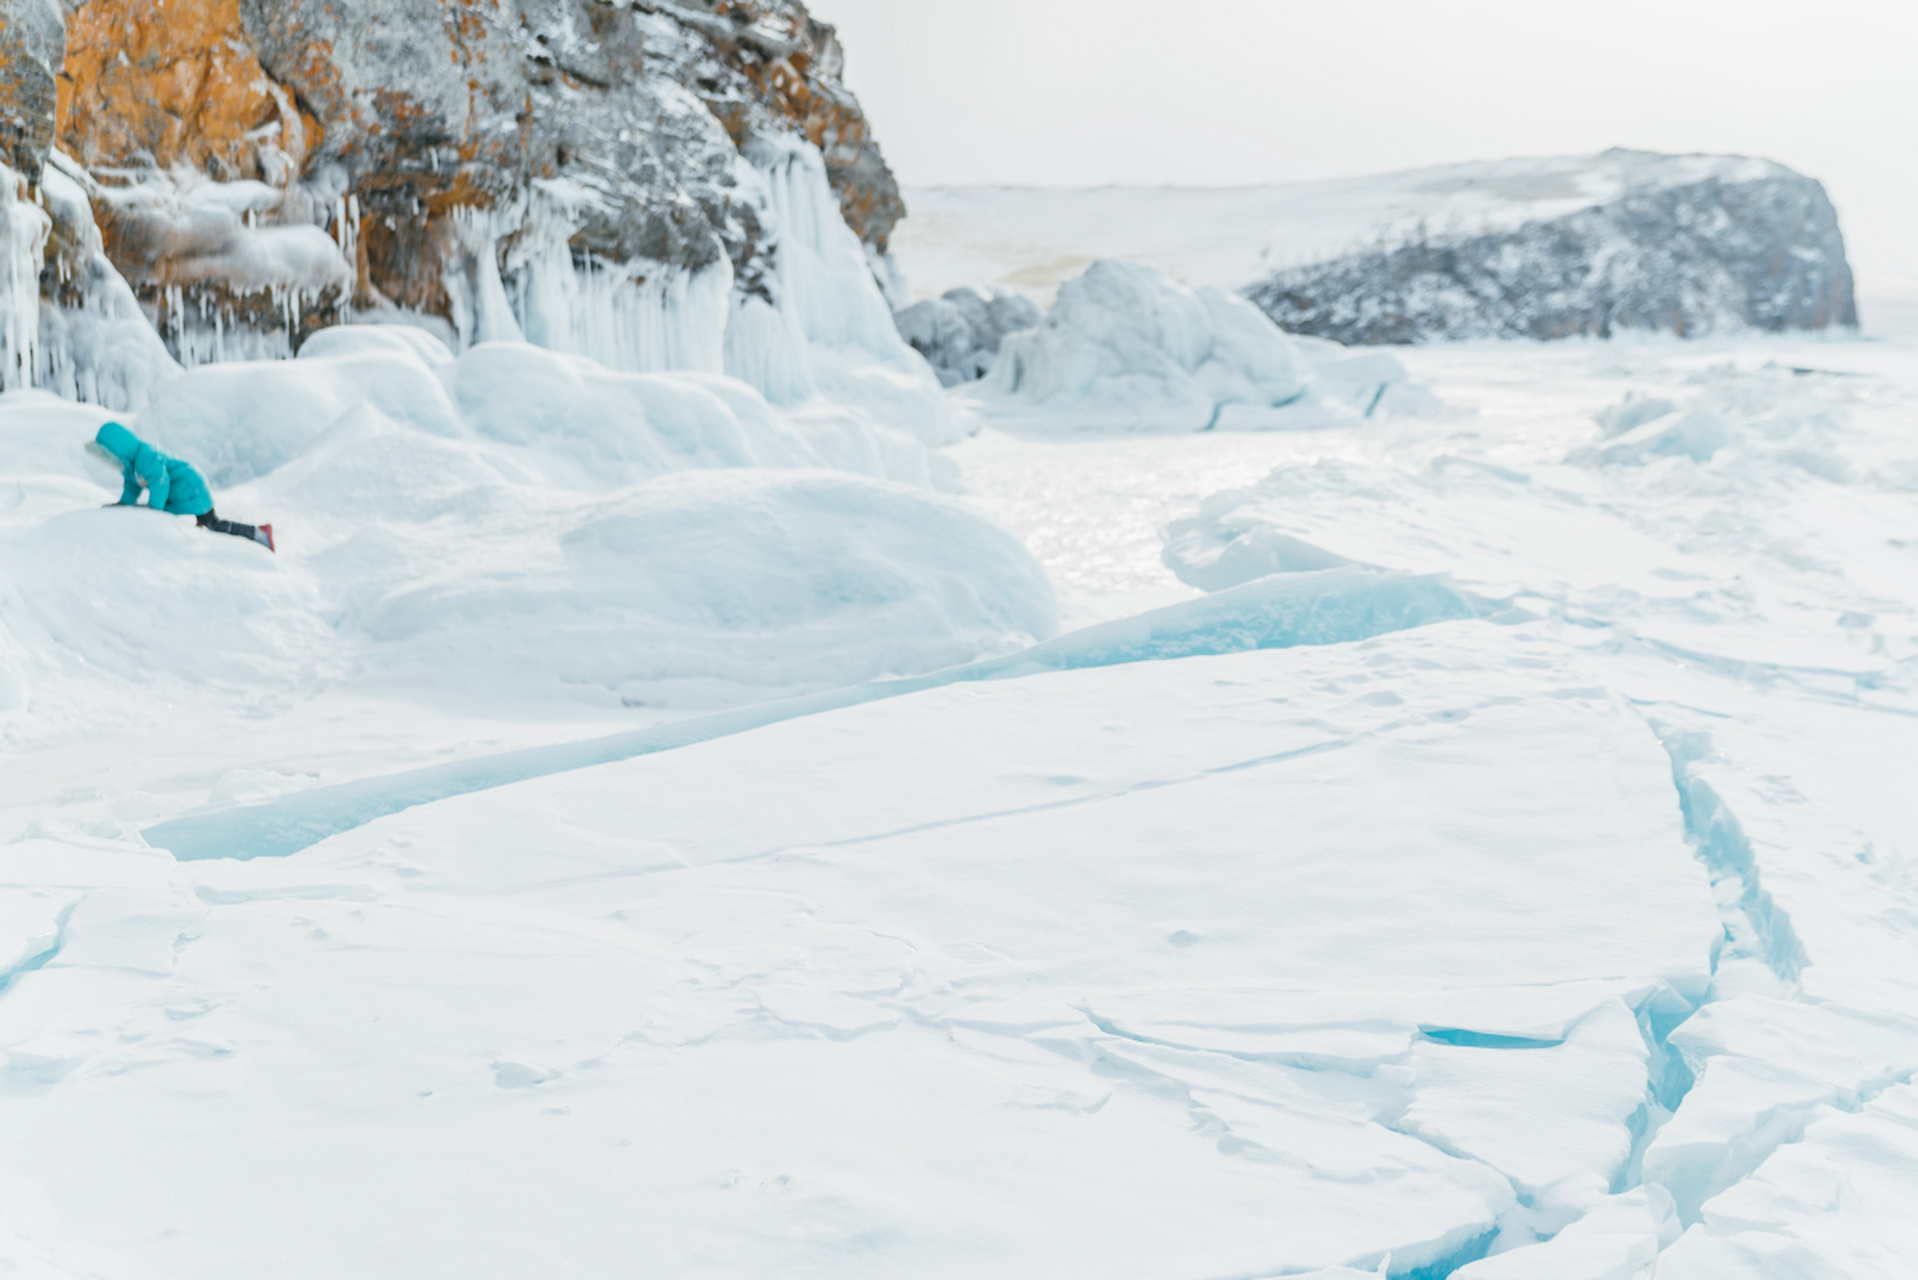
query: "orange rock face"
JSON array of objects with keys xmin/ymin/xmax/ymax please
[
  {"xmin": 57, "ymin": 0, "xmax": 316, "ymax": 181},
  {"xmin": 20, "ymin": 0, "xmax": 907, "ymax": 359}
]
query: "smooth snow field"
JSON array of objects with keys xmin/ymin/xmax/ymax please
[{"xmin": 4, "ymin": 320, "xmax": 1918, "ymax": 1278}]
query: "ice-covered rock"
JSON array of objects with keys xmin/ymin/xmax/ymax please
[
  {"xmin": 982, "ymin": 260, "xmax": 1323, "ymax": 430},
  {"xmin": 1246, "ymin": 151, "xmax": 1856, "ymax": 344},
  {"xmin": 894, "ymin": 286, "xmax": 1041, "ymax": 386},
  {"xmin": 0, "ymin": 0, "xmax": 946, "ymax": 426}
]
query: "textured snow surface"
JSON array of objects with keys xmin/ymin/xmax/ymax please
[
  {"xmin": 5, "ymin": 323, "xmax": 1918, "ymax": 1277},
  {"xmin": 5, "ymin": 625, "xmax": 1722, "ymax": 1278}
]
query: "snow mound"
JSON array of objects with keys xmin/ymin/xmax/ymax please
[
  {"xmin": 130, "ymin": 329, "xmax": 936, "ymax": 492},
  {"xmin": 348, "ymin": 467, "xmax": 1058, "ymax": 700},
  {"xmin": 0, "ymin": 339, "xmax": 1054, "ymax": 739},
  {"xmin": 1163, "ymin": 491, "xmax": 1370, "ymax": 592},
  {"xmin": 0, "ymin": 507, "xmax": 344, "ymax": 736},
  {"xmin": 981, "ymin": 260, "xmax": 1317, "ymax": 430},
  {"xmin": 975, "ymin": 260, "xmax": 1442, "ymax": 431}
]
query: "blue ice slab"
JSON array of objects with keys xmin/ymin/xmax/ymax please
[{"xmin": 143, "ymin": 568, "xmax": 1478, "ymax": 861}]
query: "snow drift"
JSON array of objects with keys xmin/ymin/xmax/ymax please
[{"xmin": 0, "ymin": 333, "xmax": 1055, "ymax": 742}]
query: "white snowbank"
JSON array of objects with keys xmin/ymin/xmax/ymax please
[
  {"xmin": 0, "ymin": 333, "xmax": 1053, "ymax": 738},
  {"xmin": 331, "ymin": 465, "xmax": 1058, "ymax": 701},
  {"xmin": 979, "ymin": 260, "xmax": 1441, "ymax": 431}
]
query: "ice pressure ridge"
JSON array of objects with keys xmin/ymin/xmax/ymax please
[{"xmin": 139, "ymin": 566, "xmax": 1478, "ymax": 862}]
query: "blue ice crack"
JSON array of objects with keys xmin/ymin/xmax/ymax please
[{"xmin": 142, "ymin": 568, "xmax": 1477, "ymax": 862}]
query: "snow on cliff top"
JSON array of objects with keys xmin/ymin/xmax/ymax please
[{"xmin": 891, "ymin": 150, "xmax": 1794, "ymax": 303}]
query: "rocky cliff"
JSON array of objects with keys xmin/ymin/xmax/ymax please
[
  {"xmin": 1244, "ymin": 152, "xmax": 1857, "ymax": 344},
  {"xmin": 0, "ymin": 0, "xmax": 917, "ymax": 410}
]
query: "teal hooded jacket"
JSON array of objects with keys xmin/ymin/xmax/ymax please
[{"xmin": 96, "ymin": 423, "xmax": 213, "ymax": 517}]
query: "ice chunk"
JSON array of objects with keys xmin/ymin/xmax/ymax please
[
  {"xmin": 983, "ymin": 259, "xmax": 1318, "ymax": 430},
  {"xmin": 1454, "ymin": 1186, "xmax": 1679, "ymax": 1278},
  {"xmin": 1163, "ymin": 490, "xmax": 1366, "ymax": 591},
  {"xmin": 1666, "ymin": 995, "xmax": 1918, "ymax": 1098},
  {"xmin": 1582, "ymin": 408, "xmax": 1730, "ymax": 466},
  {"xmin": 1659, "ymin": 1086, "xmax": 1918, "ymax": 1277},
  {"xmin": 1641, "ymin": 1055, "xmax": 1840, "ymax": 1222},
  {"xmin": 1402, "ymin": 999, "xmax": 1651, "ymax": 1204},
  {"xmin": 1595, "ymin": 392, "xmax": 1677, "ymax": 437},
  {"xmin": 1009, "ymin": 566, "xmax": 1474, "ymax": 668}
]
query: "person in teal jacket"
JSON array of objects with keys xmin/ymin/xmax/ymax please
[{"xmin": 87, "ymin": 423, "xmax": 275, "ymax": 552}]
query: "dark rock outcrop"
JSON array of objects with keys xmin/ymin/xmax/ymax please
[
  {"xmin": 0, "ymin": 0, "xmax": 61, "ymax": 179},
  {"xmin": 1246, "ymin": 154, "xmax": 1857, "ymax": 344},
  {"xmin": 894, "ymin": 286, "xmax": 1040, "ymax": 386}
]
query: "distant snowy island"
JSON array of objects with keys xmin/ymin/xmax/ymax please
[{"xmin": 893, "ymin": 150, "xmax": 1857, "ymax": 347}]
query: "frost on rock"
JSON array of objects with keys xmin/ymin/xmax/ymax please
[
  {"xmin": 894, "ymin": 286, "xmax": 1042, "ymax": 386},
  {"xmin": 1246, "ymin": 150, "xmax": 1857, "ymax": 344},
  {"xmin": 0, "ymin": 0, "xmax": 949, "ymax": 428}
]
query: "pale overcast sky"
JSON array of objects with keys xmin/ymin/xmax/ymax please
[{"xmin": 811, "ymin": 0, "xmax": 1918, "ymax": 300}]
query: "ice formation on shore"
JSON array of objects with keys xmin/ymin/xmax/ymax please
[
  {"xmin": 0, "ymin": 325, "xmax": 1045, "ymax": 737},
  {"xmin": 978, "ymin": 259, "xmax": 1441, "ymax": 430}
]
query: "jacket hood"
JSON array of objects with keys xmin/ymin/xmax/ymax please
[{"xmin": 96, "ymin": 422, "xmax": 142, "ymax": 464}]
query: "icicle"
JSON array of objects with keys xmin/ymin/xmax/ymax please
[{"xmin": 0, "ymin": 162, "xmax": 51, "ymax": 392}]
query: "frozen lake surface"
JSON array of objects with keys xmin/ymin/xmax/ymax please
[{"xmin": 4, "ymin": 326, "xmax": 1917, "ymax": 1278}]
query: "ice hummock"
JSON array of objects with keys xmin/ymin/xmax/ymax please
[
  {"xmin": 0, "ymin": 327, "xmax": 1053, "ymax": 743},
  {"xmin": 975, "ymin": 259, "xmax": 1441, "ymax": 431}
]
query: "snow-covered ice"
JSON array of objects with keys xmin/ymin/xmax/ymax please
[{"xmin": 4, "ymin": 263, "xmax": 1918, "ymax": 1274}]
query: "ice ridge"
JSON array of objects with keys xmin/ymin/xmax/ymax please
[{"xmin": 141, "ymin": 568, "xmax": 1477, "ymax": 861}]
